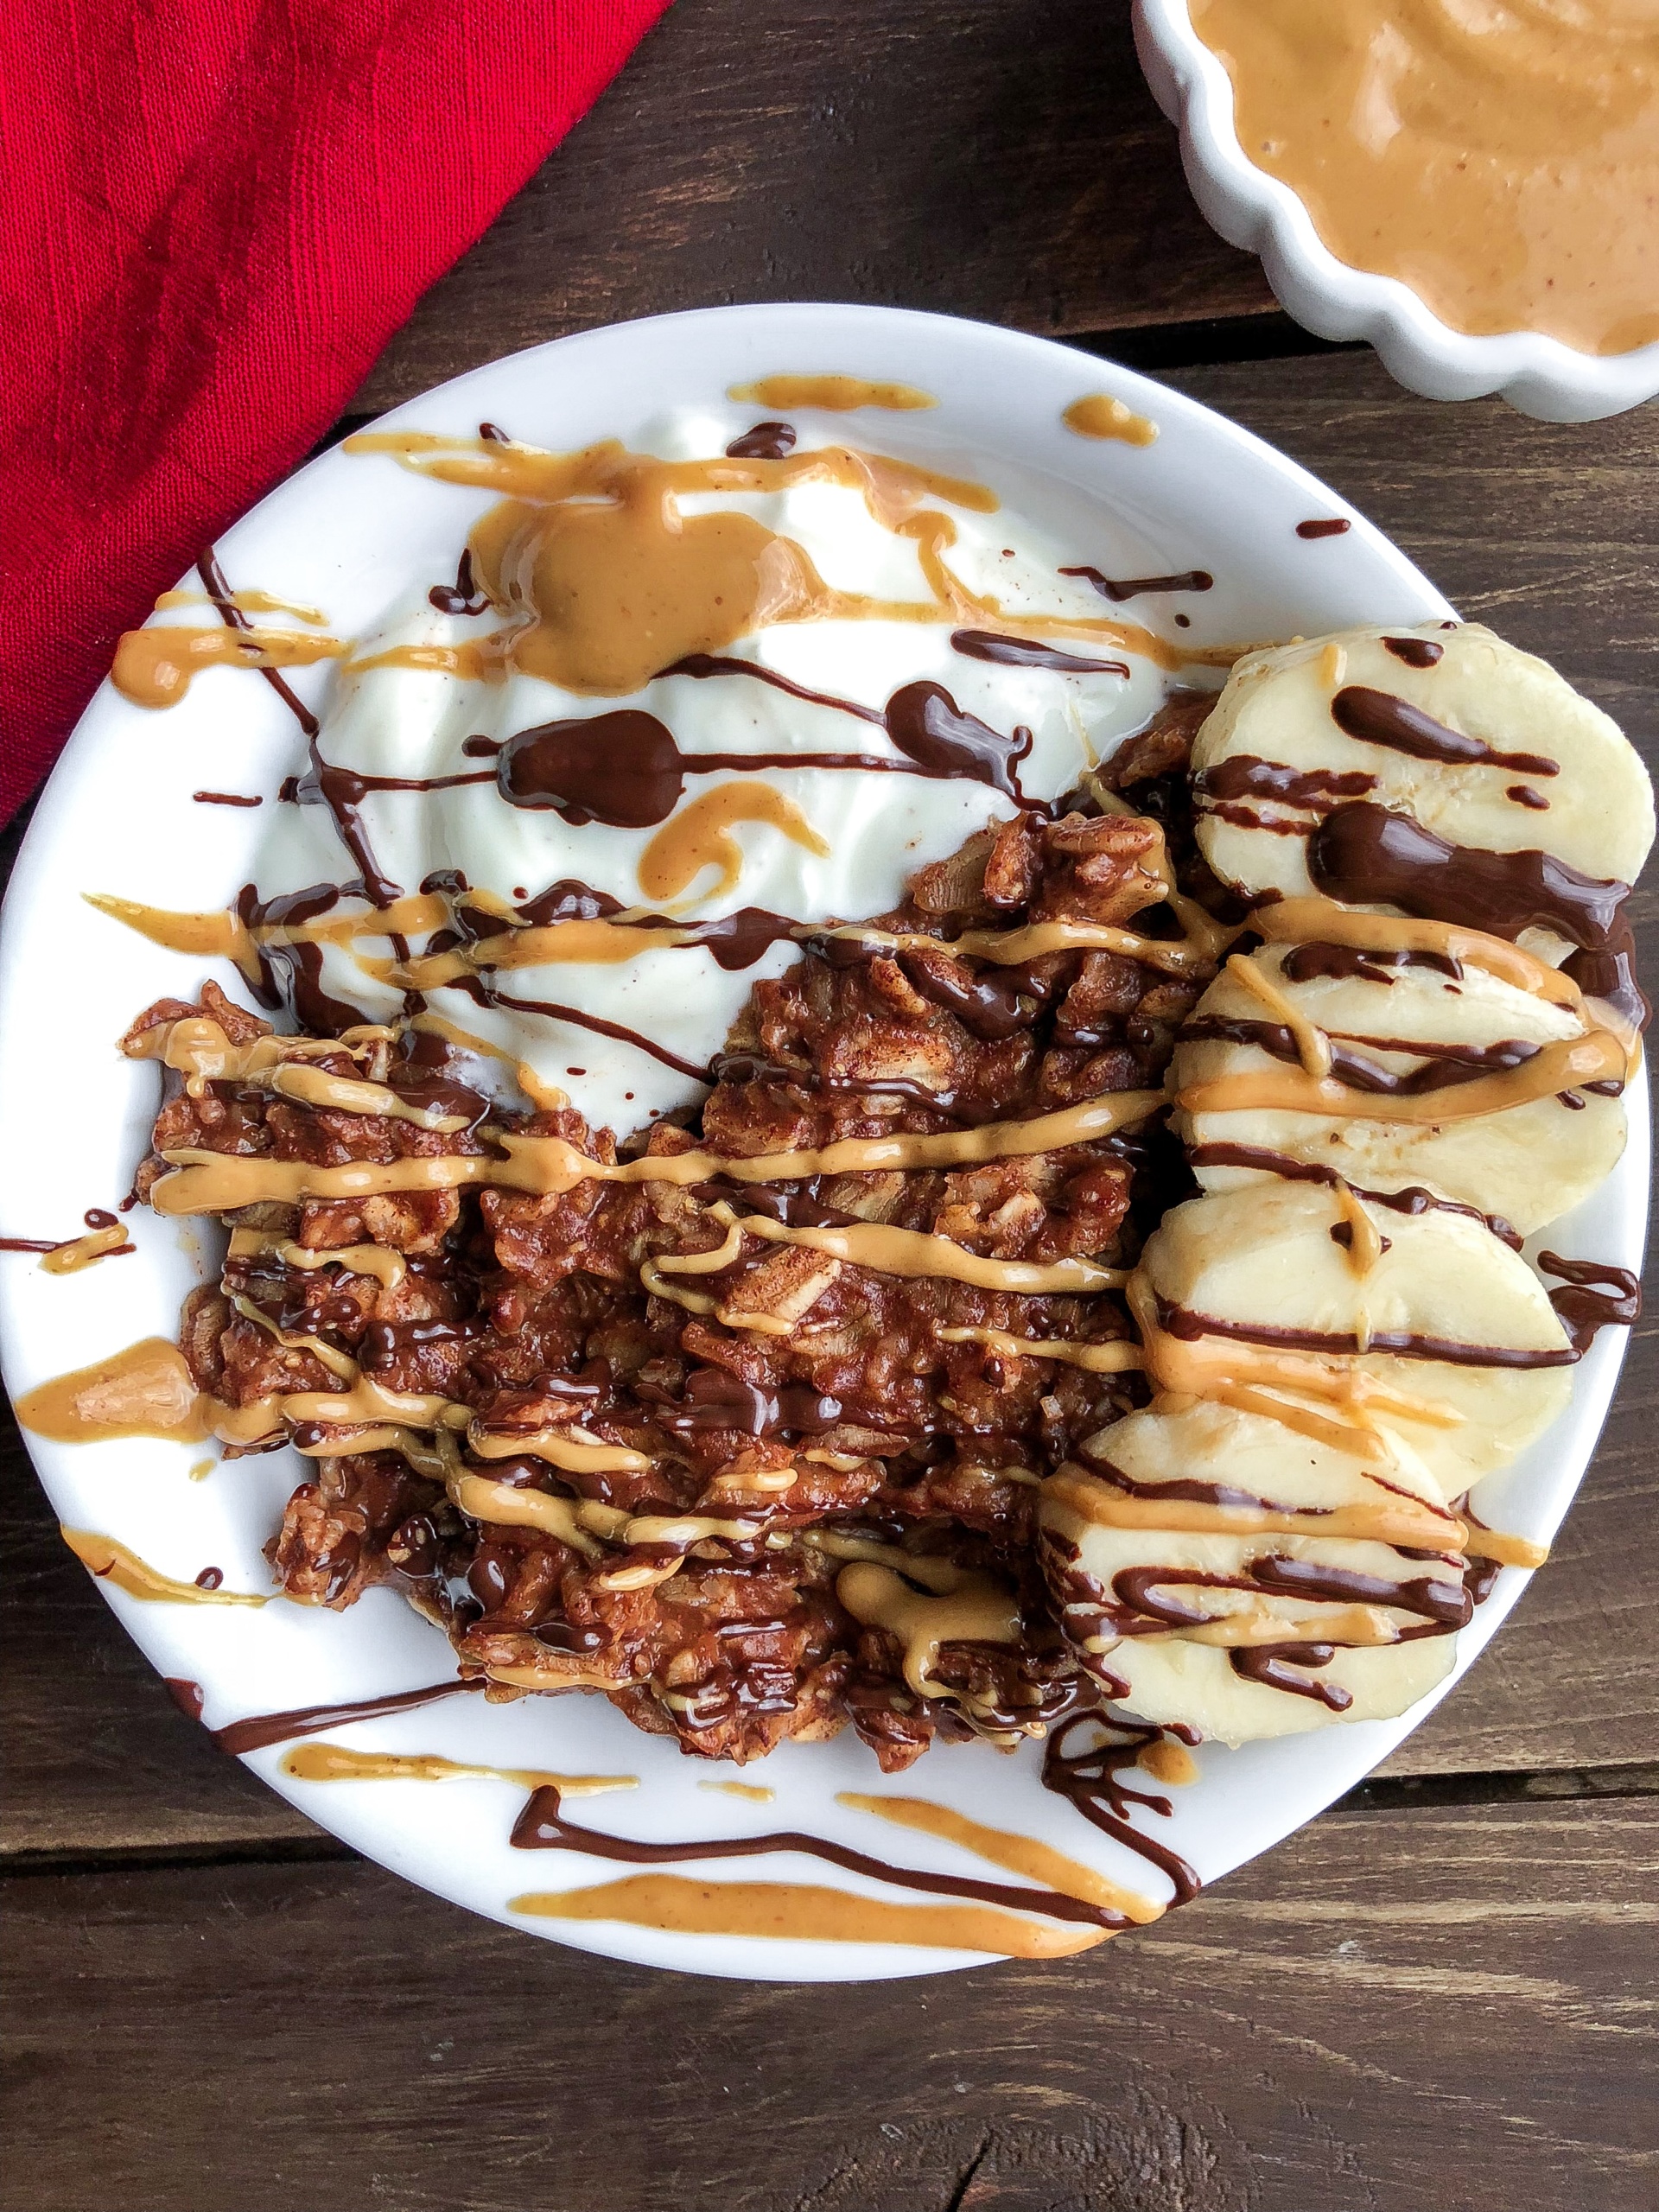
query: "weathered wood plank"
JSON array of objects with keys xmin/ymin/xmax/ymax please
[
  {"xmin": 3, "ymin": 354, "xmax": 1655, "ymax": 1857},
  {"xmin": 352, "ymin": 0, "xmax": 1276, "ymax": 415},
  {"xmin": 0, "ymin": 1419, "xmax": 321, "ymax": 1856},
  {"xmin": 3, "ymin": 1796, "xmax": 1654, "ymax": 2212}
]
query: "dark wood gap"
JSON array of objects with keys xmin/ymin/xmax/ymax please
[
  {"xmin": 1338, "ymin": 1761, "xmax": 1659, "ymax": 1815},
  {"xmin": 1072, "ymin": 310, "xmax": 1368, "ymax": 372},
  {"xmin": 1, "ymin": 1834, "xmax": 361, "ymax": 1880},
  {"xmin": 3, "ymin": 1762, "xmax": 1651, "ymax": 1885}
]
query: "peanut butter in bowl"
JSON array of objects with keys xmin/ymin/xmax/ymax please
[{"xmin": 1189, "ymin": 0, "xmax": 1659, "ymax": 358}]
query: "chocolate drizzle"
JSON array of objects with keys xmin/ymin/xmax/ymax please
[
  {"xmin": 1039, "ymin": 1707, "xmax": 1201, "ymax": 1906},
  {"xmin": 1296, "ymin": 518, "xmax": 1350, "ymax": 539},
  {"xmin": 509, "ymin": 1783, "xmax": 1129, "ymax": 1931},
  {"xmin": 429, "ymin": 546, "xmax": 490, "ymax": 617},
  {"xmin": 1156, "ymin": 1294, "xmax": 1578, "ymax": 1369},
  {"xmin": 1332, "ymin": 687, "xmax": 1557, "ymax": 779},
  {"xmin": 1181, "ymin": 1013, "xmax": 1541, "ymax": 1094},
  {"xmin": 949, "ymin": 630, "xmax": 1131, "ymax": 677},
  {"xmin": 196, "ymin": 548, "xmax": 319, "ymax": 738},
  {"xmin": 1058, "ymin": 567, "xmax": 1213, "ymax": 601},
  {"xmin": 1382, "ymin": 637, "xmax": 1445, "ymax": 669},
  {"xmin": 1230, "ymin": 1644, "xmax": 1351, "ymax": 1710},
  {"xmin": 1309, "ymin": 803, "xmax": 1630, "ymax": 952},
  {"xmin": 1199, "ymin": 756, "xmax": 1377, "ymax": 810},
  {"xmin": 1280, "ymin": 940, "xmax": 1461, "ymax": 986},
  {"xmin": 211, "ymin": 1676, "xmax": 486, "ymax": 1757},
  {"xmin": 496, "ymin": 684, "xmax": 1036, "ymax": 823},
  {"xmin": 725, "ymin": 421, "xmax": 797, "ymax": 461},
  {"xmin": 165, "ymin": 1677, "xmax": 207, "ymax": 1721},
  {"xmin": 1185, "ymin": 1145, "xmax": 1523, "ymax": 1249},
  {"xmin": 235, "ymin": 881, "xmax": 367, "ymax": 1035},
  {"xmin": 1537, "ymin": 1251, "xmax": 1642, "ymax": 1355}
]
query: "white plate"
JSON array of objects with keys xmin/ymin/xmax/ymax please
[
  {"xmin": 1133, "ymin": 0, "xmax": 1659, "ymax": 423},
  {"xmin": 0, "ymin": 303, "xmax": 1644, "ymax": 1981}
]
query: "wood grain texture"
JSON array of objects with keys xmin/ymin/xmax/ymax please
[
  {"xmin": 351, "ymin": 0, "xmax": 1276, "ymax": 415},
  {"xmin": 3, "ymin": 357, "xmax": 1655, "ymax": 1866},
  {"xmin": 3, "ymin": 1796, "xmax": 1654, "ymax": 2212}
]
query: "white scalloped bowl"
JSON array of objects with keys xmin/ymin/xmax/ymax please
[{"xmin": 1134, "ymin": 0, "xmax": 1659, "ymax": 423}]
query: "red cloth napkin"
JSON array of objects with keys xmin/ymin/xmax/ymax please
[{"xmin": 0, "ymin": 0, "xmax": 671, "ymax": 824}]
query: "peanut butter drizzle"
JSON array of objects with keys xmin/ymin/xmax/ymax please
[
  {"xmin": 1330, "ymin": 1180, "xmax": 1384, "ymax": 1277},
  {"xmin": 1192, "ymin": 0, "xmax": 1659, "ymax": 356},
  {"xmin": 146, "ymin": 1086, "xmax": 1163, "ymax": 1215},
  {"xmin": 1043, "ymin": 1461, "xmax": 1461, "ymax": 1551},
  {"xmin": 728, "ymin": 376, "xmax": 938, "ymax": 411},
  {"xmin": 1138, "ymin": 1737, "xmax": 1198, "ymax": 1787},
  {"xmin": 86, "ymin": 891, "xmax": 256, "ymax": 973},
  {"xmin": 463, "ymin": 1419, "xmax": 651, "ymax": 1473},
  {"xmin": 1179, "ymin": 1028, "xmax": 1626, "ymax": 1124},
  {"xmin": 124, "ymin": 1015, "xmax": 470, "ymax": 1129},
  {"xmin": 1251, "ymin": 897, "xmax": 1583, "ymax": 1007},
  {"xmin": 345, "ymin": 430, "xmax": 1232, "ymax": 680},
  {"xmin": 1226, "ymin": 952, "xmax": 1332, "ymax": 1079},
  {"xmin": 410, "ymin": 1012, "xmax": 569, "ymax": 1112},
  {"xmin": 837, "ymin": 1792, "xmax": 1160, "ymax": 1923},
  {"xmin": 1462, "ymin": 1525, "xmax": 1549, "ymax": 1571},
  {"xmin": 1182, "ymin": 1602, "xmax": 1402, "ymax": 1649},
  {"xmin": 728, "ymin": 1208, "xmax": 1128, "ymax": 1295},
  {"xmin": 60, "ymin": 1527, "xmax": 269, "ymax": 1607},
  {"xmin": 836, "ymin": 1560, "xmax": 1020, "ymax": 1703},
  {"xmin": 1064, "ymin": 395, "xmax": 1160, "ymax": 447},
  {"xmin": 38, "ymin": 1221, "xmax": 131, "ymax": 1274},
  {"xmin": 509, "ymin": 1873, "xmax": 1103, "ymax": 1955},
  {"xmin": 450, "ymin": 1476, "xmax": 606, "ymax": 1556},
  {"xmin": 280, "ymin": 1742, "xmax": 635, "ymax": 1796},
  {"xmin": 701, "ymin": 1780, "xmax": 777, "ymax": 1803},
  {"xmin": 822, "ymin": 917, "xmax": 1217, "ymax": 977},
  {"xmin": 937, "ymin": 1327, "xmax": 1145, "ymax": 1372},
  {"xmin": 638, "ymin": 781, "xmax": 830, "ymax": 903},
  {"xmin": 111, "ymin": 623, "xmax": 348, "ymax": 709},
  {"xmin": 231, "ymin": 1294, "xmax": 359, "ymax": 1380},
  {"xmin": 1127, "ymin": 1274, "xmax": 1465, "ymax": 1432},
  {"xmin": 226, "ymin": 1230, "xmax": 407, "ymax": 1292},
  {"xmin": 15, "ymin": 1338, "xmax": 211, "ymax": 1444},
  {"xmin": 395, "ymin": 921, "xmax": 689, "ymax": 988},
  {"xmin": 156, "ymin": 588, "xmax": 327, "ymax": 623}
]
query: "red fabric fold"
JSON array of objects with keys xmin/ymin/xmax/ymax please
[{"xmin": 0, "ymin": 0, "xmax": 671, "ymax": 823}]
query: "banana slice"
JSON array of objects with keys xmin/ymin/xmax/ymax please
[
  {"xmin": 1191, "ymin": 623, "xmax": 1655, "ymax": 944},
  {"xmin": 1039, "ymin": 1399, "xmax": 1465, "ymax": 1744},
  {"xmin": 1133, "ymin": 1183, "xmax": 1574, "ymax": 1490},
  {"xmin": 1173, "ymin": 941, "xmax": 1626, "ymax": 1234}
]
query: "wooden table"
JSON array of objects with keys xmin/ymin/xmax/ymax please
[{"xmin": 3, "ymin": 6, "xmax": 1656, "ymax": 2205}]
